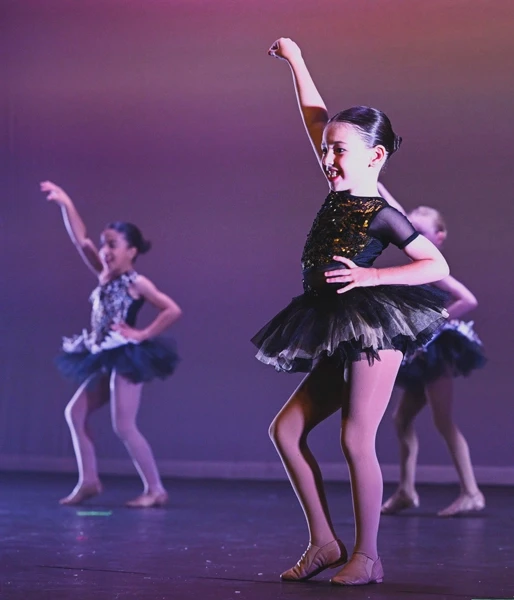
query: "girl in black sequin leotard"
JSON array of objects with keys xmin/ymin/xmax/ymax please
[
  {"xmin": 41, "ymin": 181, "xmax": 181, "ymax": 508},
  {"xmin": 252, "ymin": 39, "xmax": 449, "ymax": 586}
]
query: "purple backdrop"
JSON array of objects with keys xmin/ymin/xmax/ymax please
[{"xmin": 1, "ymin": 0, "xmax": 513, "ymax": 474}]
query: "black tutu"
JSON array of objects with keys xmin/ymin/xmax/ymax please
[
  {"xmin": 55, "ymin": 337, "xmax": 179, "ymax": 385},
  {"xmin": 397, "ymin": 320, "xmax": 486, "ymax": 388},
  {"xmin": 252, "ymin": 276, "xmax": 448, "ymax": 373}
]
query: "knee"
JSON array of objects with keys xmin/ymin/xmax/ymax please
[
  {"xmin": 112, "ymin": 418, "xmax": 136, "ymax": 442},
  {"xmin": 64, "ymin": 402, "xmax": 81, "ymax": 428},
  {"xmin": 268, "ymin": 414, "xmax": 302, "ymax": 452},
  {"xmin": 432, "ymin": 413, "xmax": 455, "ymax": 437},
  {"xmin": 341, "ymin": 426, "xmax": 370, "ymax": 462},
  {"xmin": 268, "ymin": 415, "xmax": 283, "ymax": 447},
  {"xmin": 392, "ymin": 409, "xmax": 407, "ymax": 433}
]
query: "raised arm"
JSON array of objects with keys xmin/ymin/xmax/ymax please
[
  {"xmin": 432, "ymin": 275, "xmax": 478, "ymax": 320},
  {"xmin": 377, "ymin": 182, "xmax": 407, "ymax": 215},
  {"xmin": 268, "ymin": 38, "xmax": 329, "ymax": 165},
  {"xmin": 40, "ymin": 181, "xmax": 103, "ymax": 275}
]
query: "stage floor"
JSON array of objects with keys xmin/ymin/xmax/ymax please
[{"xmin": 1, "ymin": 472, "xmax": 513, "ymax": 600}]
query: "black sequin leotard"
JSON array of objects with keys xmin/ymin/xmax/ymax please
[{"xmin": 252, "ymin": 191, "xmax": 448, "ymax": 372}]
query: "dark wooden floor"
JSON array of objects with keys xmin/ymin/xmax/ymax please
[{"xmin": 0, "ymin": 472, "xmax": 513, "ymax": 600}]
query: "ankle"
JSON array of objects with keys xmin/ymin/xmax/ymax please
[
  {"xmin": 310, "ymin": 535, "xmax": 339, "ymax": 548},
  {"xmin": 78, "ymin": 478, "xmax": 101, "ymax": 488},
  {"xmin": 353, "ymin": 549, "xmax": 379, "ymax": 562},
  {"xmin": 398, "ymin": 486, "xmax": 417, "ymax": 497},
  {"xmin": 144, "ymin": 487, "xmax": 167, "ymax": 496}
]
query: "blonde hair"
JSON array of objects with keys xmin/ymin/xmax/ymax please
[{"xmin": 408, "ymin": 206, "xmax": 447, "ymax": 234}]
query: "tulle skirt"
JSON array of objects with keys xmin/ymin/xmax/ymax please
[
  {"xmin": 55, "ymin": 330, "xmax": 179, "ymax": 385},
  {"xmin": 252, "ymin": 269, "xmax": 448, "ymax": 373},
  {"xmin": 397, "ymin": 320, "xmax": 486, "ymax": 388}
]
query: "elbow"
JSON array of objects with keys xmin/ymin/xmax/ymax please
[
  {"xmin": 466, "ymin": 295, "xmax": 478, "ymax": 311},
  {"xmin": 169, "ymin": 304, "xmax": 182, "ymax": 322},
  {"xmin": 78, "ymin": 237, "xmax": 93, "ymax": 251}
]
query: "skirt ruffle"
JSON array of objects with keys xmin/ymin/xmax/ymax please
[
  {"xmin": 55, "ymin": 337, "xmax": 179, "ymax": 385},
  {"xmin": 397, "ymin": 320, "xmax": 486, "ymax": 388},
  {"xmin": 252, "ymin": 284, "xmax": 448, "ymax": 373}
]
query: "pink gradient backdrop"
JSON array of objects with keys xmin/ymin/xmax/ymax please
[{"xmin": 1, "ymin": 0, "xmax": 512, "ymax": 470}]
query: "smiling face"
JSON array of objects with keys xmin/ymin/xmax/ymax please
[
  {"xmin": 321, "ymin": 122, "xmax": 386, "ymax": 193},
  {"xmin": 99, "ymin": 228, "xmax": 137, "ymax": 274}
]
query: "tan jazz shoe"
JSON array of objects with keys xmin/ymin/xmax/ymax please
[
  {"xmin": 59, "ymin": 481, "xmax": 103, "ymax": 506},
  {"xmin": 280, "ymin": 538, "xmax": 348, "ymax": 582},
  {"xmin": 381, "ymin": 489, "xmax": 420, "ymax": 515},
  {"xmin": 125, "ymin": 491, "xmax": 169, "ymax": 508},
  {"xmin": 437, "ymin": 491, "xmax": 485, "ymax": 517},
  {"xmin": 331, "ymin": 551, "xmax": 384, "ymax": 586}
]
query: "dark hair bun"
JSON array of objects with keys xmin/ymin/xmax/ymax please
[
  {"xmin": 138, "ymin": 239, "xmax": 152, "ymax": 254},
  {"xmin": 392, "ymin": 134, "xmax": 402, "ymax": 154}
]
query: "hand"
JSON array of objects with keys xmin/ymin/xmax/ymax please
[
  {"xmin": 112, "ymin": 322, "xmax": 147, "ymax": 342},
  {"xmin": 268, "ymin": 37, "xmax": 302, "ymax": 62},
  {"xmin": 40, "ymin": 181, "xmax": 71, "ymax": 206},
  {"xmin": 325, "ymin": 256, "xmax": 379, "ymax": 294}
]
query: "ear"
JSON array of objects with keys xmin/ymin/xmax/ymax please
[
  {"xmin": 128, "ymin": 246, "xmax": 138, "ymax": 261},
  {"xmin": 369, "ymin": 145, "xmax": 387, "ymax": 168}
]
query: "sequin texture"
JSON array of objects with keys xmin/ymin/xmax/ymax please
[
  {"xmin": 89, "ymin": 271, "xmax": 143, "ymax": 345},
  {"xmin": 301, "ymin": 191, "xmax": 387, "ymax": 270}
]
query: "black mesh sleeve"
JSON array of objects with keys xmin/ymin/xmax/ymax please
[{"xmin": 368, "ymin": 206, "xmax": 419, "ymax": 249}]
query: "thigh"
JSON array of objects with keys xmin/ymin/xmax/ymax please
[
  {"xmin": 426, "ymin": 375, "xmax": 454, "ymax": 422},
  {"xmin": 273, "ymin": 356, "xmax": 347, "ymax": 436},
  {"xmin": 109, "ymin": 370, "xmax": 144, "ymax": 426},
  {"xmin": 67, "ymin": 373, "xmax": 110, "ymax": 418},
  {"xmin": 394, "ymin": 385, "xmax": 428, "ymax": 425},
  {"xmin": 343, "ymin": 350, "xmax": 404, "ymax": 431}
]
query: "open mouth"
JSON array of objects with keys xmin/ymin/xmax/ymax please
[{"xmin": 325, "ymin": 167, "xmax": 340, "ymax": 182}]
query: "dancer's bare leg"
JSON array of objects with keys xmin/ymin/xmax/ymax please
[
  {"xmin": 269, "ymin": 357, "xmax": 348, "ymax": 580},
  {"xmin": 381, "ymin": 387, "xmax": 427, "ymax": 514},
  {"xmin": 60, "ymin": 374, "xmax": 109, "ymax": 505},
  {"xmin": 110, "ymin": 371, "xmax": 167, "ymax": 508},
  {"xmin": 426, "ymin": 375, "xmax": 485, "ymax": 516}
]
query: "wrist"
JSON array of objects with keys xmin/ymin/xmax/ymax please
[{"xmin": 373, "ymin": 268, "xmax": 381, "ymax": 286}]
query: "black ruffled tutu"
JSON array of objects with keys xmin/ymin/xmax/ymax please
[
  {"xmin": 56, "ymin": 337, "xmax": 179, "ymax": 385},
  {"xmin": 397, "ymin": 320, "xmax": 486, "ymax": 388},
  {"xmin": 252, "ymin": 275, "xmax": 448, "ymax": 373}
]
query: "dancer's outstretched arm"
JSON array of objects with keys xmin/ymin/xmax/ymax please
[
  {"xmin": 268, "ymin": 37, "xmax": 328, "ymax": 167},
  {"xmin": 41, "ymin": 180, "xmax": 102, "ymax": 275}
]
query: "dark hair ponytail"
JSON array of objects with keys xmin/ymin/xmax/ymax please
[
  {"xmin": 328, "ymin": 106, "xmax": 402, "ymax": 159},
  {"xmin": 106, "ymin": 221, "xmax": 152, "ymax": 256}
]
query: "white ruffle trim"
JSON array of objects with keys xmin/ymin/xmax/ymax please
[{"xmin": 62, "ymin": 330, "xmax": 140, "ymax": 355}]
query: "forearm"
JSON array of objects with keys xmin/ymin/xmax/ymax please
[
  {"xmin": 445, "ymin": 299, "xmax": 476, "ymax": 320},
  {"xmin": 141, "ymin": 306, "xmax": 181, "ymax": 340},
  {"xmin": 375, "ymin": 258, "xmax": 449, "ymax": 286},
  {"xmin": 60, "ymin": 200, "xmax": 89, "ymax": 248}
]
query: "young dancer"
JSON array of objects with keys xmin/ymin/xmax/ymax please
[
  {"xmin": 41, "ymin": 180, "xmax": 181, "ymax": 508},
  {"xmin": 381, "ymin": 204, "xmax": 486, "ymax": 517},
  {"xmin": 251, "ymin": 38, "xmax": 449, "ymax": 586}
]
